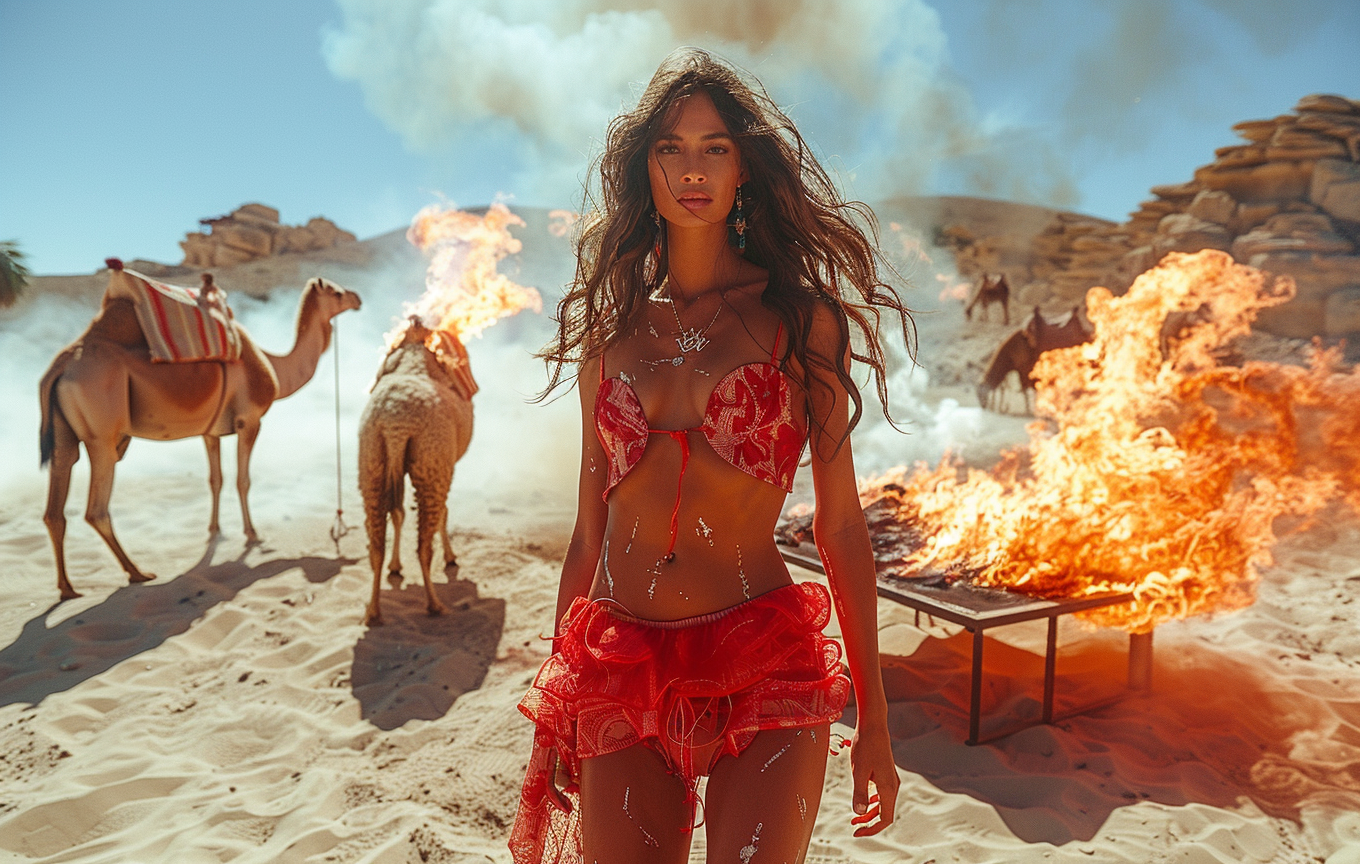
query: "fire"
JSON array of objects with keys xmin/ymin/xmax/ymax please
[
  {"xmin": 547, "ymin": 209, "xmax": 580, "ymax": 238},
  {"xmin": 865, "ymin": 250, "xmax": 1360, "ymax": 632},
  {"xmin": 936, "ymin": 273, "xmax": 970, "ymax": 303},
  {"xmin": 392, "ymin": 202, "xmax": 543, "ymax": 354}
]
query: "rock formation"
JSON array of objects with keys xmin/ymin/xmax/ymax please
[
  {"xmin": 180, "ymin": 203, "xmax": 357, "ymax": 268},
  {"xmin": 941, "ymin": 94, "xmax": 1360, "ymax": 339}
]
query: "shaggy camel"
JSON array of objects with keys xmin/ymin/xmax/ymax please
[
  {"xmin": 38, "ymin": 261, "xmax": 362, "ymax": 598},
  {"xmin": 358, "ymin": 319, "xmax": 476, "ymax": 625},
  {"xmin": 976, "ymin": 305, "xmax": 1091, "ymax": 413}
]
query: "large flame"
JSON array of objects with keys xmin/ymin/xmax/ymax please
[
  {"xmin": 391, "ymin": 202, "xmax": 543, "ymax": 353},
  {"xmin": 866, "ymin": 250, "xmax": 1360, "ymax": 632}
]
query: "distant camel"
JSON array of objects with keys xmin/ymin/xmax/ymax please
[
  {"xmin": 39, "ymin": 261, "xmax": 361, "ymax": 598},
  {"xmin": 976, "ymin": 305, "xmax": 1091, "ymax": 413},
  {"xmin": 358, "ymin": 319, "xmax": 476, "ymax": 626},
  {"xmin": 965, "ymin": 273, "xmax": 1010, "ymax": 325}
]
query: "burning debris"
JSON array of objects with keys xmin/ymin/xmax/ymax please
[
  {"xmin": 394, "ymin": 202, "xmax": 543, "ymax": 361},
  {"xmin": 849, "ymin": 250, "xmax": 1360, "ymax": 633}
]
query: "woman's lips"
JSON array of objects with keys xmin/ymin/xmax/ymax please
[{"xmin": 677, "ymin": 193, "xmax": 712, "ymax": 211}]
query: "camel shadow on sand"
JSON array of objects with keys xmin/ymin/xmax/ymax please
[
  {"xmin": 870, "ymin": 631, "xmax": 1360, "ymax": 846},
  {"xmin": 350, "ymin": 568, "xmax": 506, "ymax": 731},
  {"xmin": 0, "ymin": 538, "xmax": 352, "ymax": 709}
]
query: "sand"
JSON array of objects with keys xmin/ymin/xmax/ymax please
[{"xmin": 3, "ymin": 207, "xmax": 1360, "ymax": 863}]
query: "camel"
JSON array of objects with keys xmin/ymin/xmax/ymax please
[
  {"xmin": 976, "ymin": 305, "xmax": 1091, "ymax": 413},
  {"xmin": 38, "ymin": 260, "xmax": 362, "ymax": 598},
  {"xmin": 965, "ymin": 273, "xmax": 1010, "ymax": 325},
  {"xmin": 358, "ymin": 319, "xmax": 476, "ymax": 626}
]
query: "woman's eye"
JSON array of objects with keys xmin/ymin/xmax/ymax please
[
  {"xmin": 657, "ymin": 144, "xmax": 679, "ymax": 154},
  {"xmin": 707, "ymin": 145, "xmax": 728, "ymax": 154}
]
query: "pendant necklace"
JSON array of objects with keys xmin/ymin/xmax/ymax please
[{"xmin": 645, "ymin": 276, "xmax": 722, "ymax": 368}]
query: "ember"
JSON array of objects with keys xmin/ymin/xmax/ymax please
[
  {"xmin": 391, "ymin": 202, "xmax": 543, "ymax": 355},
  {"xmin": 863, "ymin": 250, "xmax": 1360, "ymax": 632}
]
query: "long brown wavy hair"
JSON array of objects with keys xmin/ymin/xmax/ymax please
[{"xmin": 539, "ymin": 48, "xmax": 915, "ymax": 452}]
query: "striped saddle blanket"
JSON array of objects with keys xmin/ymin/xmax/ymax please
[{"xmin": 123, "ymin": 269, "xmax": 242, "ymax": 363}]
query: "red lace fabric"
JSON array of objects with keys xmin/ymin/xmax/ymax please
[{"xmin": 509, "ymin": 582, "xmax": 849, "ymax": 864}]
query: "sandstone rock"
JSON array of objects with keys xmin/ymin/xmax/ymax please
[
  {"xmin": 1151, "ymin": 181, "xmax": 1203, "ymax": 200},
  {"xmin": 1311, "ymin": 159, "xmax": 1360, "ymax": 223},
  {"xmin": 1187, "ymin": 190, "xmax": 1237, "ymax": 225},
  {"xmin": 211, "ymin": 244, "xmax": 256, "ymax": 267},
  {"xmin": 1256, "ymin": 297, "xmax": 1324, "ymax": 339},
  {"xmin": 214, "ymin": 222, "xmax": 274, "ymax": 257},
  {"xmin": 1231, "ymin": 120, "xmax": 1278, "ymax": 144},
  {"xmin": 180, "ymin": 233, "xmax": 216, "ymax": 269},
  {"xmin": 1154, "ymin": 214, "xmax": 1232, "ymax": 255},
  {"xmin": 1324, "ymin": 287, "xmax": 1360, "ymax": 336},
  {"xmin": 1230, "ymin": 202, "xmax": 1281, "ymax": 235},
  {"xmin": 1295, "ymin": 94, "xmax": 1360, "ymax": 115},
  {"xmin": 1194, "ymin": 159, "xmax": 1314, "ymax": 203},
  {"xmin": 178, "ymin": 204, "xmax": 355, "ymax": 267},
  {"xmin": 233, "ymin": 203, "xmax": 281, "ymax": 225},
  {"xmin": 1248, "ymin": 253, "xmax": 1360, "ymax": 300},
  {"xmin": 1212, "ymin": 144, "xmax": 1268, "ymax": 167}
]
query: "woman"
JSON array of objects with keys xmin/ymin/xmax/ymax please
[{"xmin": 511, "ymin": 49, "xmax": 914, "ymax": 864}]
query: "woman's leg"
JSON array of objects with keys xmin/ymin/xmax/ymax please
[
  {"xmin": 579, "ymin": 742, "xmax": 695, "ymax": 864},
  {"xmin": 703, "ymin": 723, "xmax": 831, "ymax": 864}
]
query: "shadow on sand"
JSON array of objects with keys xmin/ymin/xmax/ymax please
[
  {"xmin": 876, "ymin": 631, "xmax": 1360, "ymax": 846},
  {"xmin": 0, "ymin": 537, "xmax": 352, "ymax": 708},
  {"xmin": 350, "ymin": 568, "xmax": 506, "ymax": 731}
]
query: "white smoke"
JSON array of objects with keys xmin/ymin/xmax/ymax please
[{"xmin": 322, "ymin": 0, "xmax": 1076, "ymax": 207}]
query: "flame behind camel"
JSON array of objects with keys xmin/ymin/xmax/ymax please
[
  {"xmin": 866, "ymin": 250, "xmax": 1360, "ymax": 633},
  {"xmin": 358, "ymin": 202, "xmax": 541, "ymax": 623}
]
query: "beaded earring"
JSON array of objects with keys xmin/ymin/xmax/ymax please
[{"xmin": 732, "ymin": 185, "xmax": 747, "ymax": 252}]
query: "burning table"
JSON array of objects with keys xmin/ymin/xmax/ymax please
[{"xmin": 782, "ymin": 250, "xmax": 1360, "ymax": 743}]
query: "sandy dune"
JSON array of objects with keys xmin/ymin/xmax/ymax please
[{"xmin": 3, "ymin": 206, "xmax": 1360, "ymax": 863}]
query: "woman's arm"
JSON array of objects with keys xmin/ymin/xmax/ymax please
[
  {"xmin": 556, "ymin": 355, "xmax": 610, "ymax": 637},
  {"xmin": 805, "ymin": 305, "xmax": 899, "ymax": 836}
]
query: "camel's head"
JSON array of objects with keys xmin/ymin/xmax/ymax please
[{"xmin": 305, "ymin": 277, "xmax": 363, "ymax": 318}]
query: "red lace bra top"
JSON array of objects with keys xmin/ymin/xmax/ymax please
[{"xmin": 595, "ymin": 323, "xmax": 808, "ymax": 557}]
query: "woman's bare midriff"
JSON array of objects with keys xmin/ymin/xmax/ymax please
[{"xmin": 589, "ymin": 436, "xmax": 797, "ymax": 619}]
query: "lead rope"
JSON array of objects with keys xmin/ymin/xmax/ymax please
[{"xmin": 329, "ymin": 317, "xmax": 351, "ymax": 550}]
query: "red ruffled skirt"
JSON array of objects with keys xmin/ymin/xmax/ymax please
[{"xmin": 509, "ymin": 581, "xmax": 849, "ymax": 864}]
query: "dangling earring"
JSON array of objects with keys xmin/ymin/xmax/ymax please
[
  {"xmin": 733, "ymin": 185, "xmax": 747, "ymax": 252},
  {"xmin": 652, "ymin": 209, "xmax": 663, "ymax": 259}
]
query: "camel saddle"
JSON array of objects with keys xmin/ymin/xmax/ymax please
[{"xmin": 119, "ymin": 268, "xmax": 242, "ymax": 363}]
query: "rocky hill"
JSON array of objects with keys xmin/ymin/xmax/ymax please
[{"xmin": 917, "ymin": 94, "xmax": 1360, "ymax": 340}]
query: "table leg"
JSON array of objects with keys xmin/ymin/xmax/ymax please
[
  {"xmin": 1043, "ymin": 616, "xmax": 1057, "ymax": 723},
  {"xmin": 968, "ymin": 627, "xmax": 984, "ymax": 745}
]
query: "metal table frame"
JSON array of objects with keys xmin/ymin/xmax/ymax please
[{"xmin": 779, "ymin": 544, "xmax": 1145, "ymax": 745}]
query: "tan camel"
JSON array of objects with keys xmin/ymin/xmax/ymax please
[
  {"xmin": 358, "ymin": 319, "xmax": 476, "ymax": 625},
  {"xmin": 976, "ymin": 305, "xmax": 1091, "ymax": 413},
  {"xmin": 38, "ymin": 261, "xmax": 362, "ymax": 598}
]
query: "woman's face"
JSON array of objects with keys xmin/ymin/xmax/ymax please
[{"xmin": 648, "ymin": 90, "xmax": 747, "ymax": 230}]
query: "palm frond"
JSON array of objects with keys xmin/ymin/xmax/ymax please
[{"xmin": 0, "ymin": 240, "xmax": 32, "ymax": 308}]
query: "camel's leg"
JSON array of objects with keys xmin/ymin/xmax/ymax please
[
  {"xmin": 1003, "ymin": 298, "xmax": 1010, "ymax": 326},
  {"xmin": 441, "ymin": 508, "xmax": 457, "ymax": 570},
  {"xmin": 44, "ymin": 412, "xmax": 82, "ymax": 600},
  {"xmin": 84, "ymin": 437, "xmax": 154, "ymax": 584},
  {"xmin": 410, "ymin": 444, "xmax": 453, "ymax": 617},
  {"xmin": 387, "ymin": 497, "xmax": 404, "ymax": 578},
  {"xmin": 364, "ymin": 492, "xmax": 388, "ymax": 627},
  {"xmin": 235, "ymin": 421, "xmax": 261, "ymax": 544},
  {"xmin": 204, "ymin": 435, "xmax": 223, "ymax": 536}
]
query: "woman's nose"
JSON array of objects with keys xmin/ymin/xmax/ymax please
[{"xmin": 680, "ymin": 166, "xmax": 707, "ymax": 184}]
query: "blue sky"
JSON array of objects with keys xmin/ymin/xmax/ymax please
[{"xmin": 1, "ymin": 0, "xmax": 1356, "ymax": 275}]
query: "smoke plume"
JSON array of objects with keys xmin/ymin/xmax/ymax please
[{"xmin": 322, "ymin": 0, "xmax": 1077, "ymax": 207}]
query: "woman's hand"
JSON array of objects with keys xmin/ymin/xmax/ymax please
[
  {"xmin": 848, "ymin": 719, "xmax": 899, "ymax": 837},
  {"xmin": 544, "ymin": 747, "xmax": 578, "ymax": 814}
]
